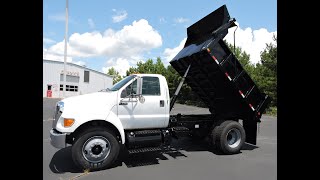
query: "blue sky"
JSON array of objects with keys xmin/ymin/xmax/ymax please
[{"xmin": 43, "ymin": 0, "xmax": 277, "ymax": 75}]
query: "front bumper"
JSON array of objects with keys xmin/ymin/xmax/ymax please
[{"xmin": 50, "ymin": 129, "xmax": 67, "ymax": 148}]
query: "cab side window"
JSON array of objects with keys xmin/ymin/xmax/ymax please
[
  {"xmin": 142, "ymin": 77, "xmax": 160, "ymax": 96},
  {"xmin": 121, "ymin": 80, "xmax": 137, "ymax": 98}
]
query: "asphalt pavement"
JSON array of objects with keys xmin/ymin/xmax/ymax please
[{"xmin": 43, "ymin": 98, "xmax": 277, "ymax": 180}]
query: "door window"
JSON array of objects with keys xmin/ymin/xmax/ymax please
[
  {"xmin": 121, "ymin": 80, "xmax": 137, "ymax": 98},
  {"xmin": 142, "ymin": 77, "xmax": 160, "ymax": 96}
]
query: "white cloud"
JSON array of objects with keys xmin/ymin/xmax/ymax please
[
  {"xmin": 174, "ymin": 17, "xmax": 189, "ymax": 23},
  {"xmin": 43, "ymin": 48, "xmax": 73, "ymax": 62},
  {"xmin": 44, "ymin": 19, "xmax": 162, "ymax": 76},
  {"xmin": 112, "ymin": 10, "xmax": 128, "ymax": 23},
  {"xmin": 43, "ymin": 37, "xmax": 56, "ymax": 44},
  {"xmin": 88, "ymin": 18, "xmax": 95, "ymax": 29},
  {"xmin": 163, "ymin": 38, "xmax": 187, "ymax": 66},
  {"xmin": 224, "ymin": 22, "xmax": 277, "ymax": 64},
  {"xmin": 102, "ymin": 58, "xmax": 131, "ymax": 76},
  {"xmin": 45, "ymin": 40, "xmax": 92, "ymax": 58},
  {"xmin": 43, "ymin": 48, "xmax": 86, "ymax": 67}
]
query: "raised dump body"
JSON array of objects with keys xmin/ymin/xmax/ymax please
[{"xmin": 170, "ymin": 5, "xmax": 271, "ymax": 144}]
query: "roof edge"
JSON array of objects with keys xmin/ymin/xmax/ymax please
[{"xmin": 43, "ymin": 59, "xmax": 113, "ymax": 78}]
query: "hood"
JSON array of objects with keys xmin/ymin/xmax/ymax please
[{"xmin": 61, "ymin": 91, "xmax": 118, "ymax": 116}]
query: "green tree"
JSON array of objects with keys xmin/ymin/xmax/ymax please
[
  {"xmin": 106, "ymin": 67, "xmax": 122, "ymax": 84},
  {"xmin": 126, "ymin": 57, "xmax": 167, "ymax": 76},
  {"xmin": 154, "ymin": 57, "xmax": 166, "ymax": 75},
  {"xmin": 255, "ymin": 35, "xmax": 277, "ymax": 107},
  {"xmin": 165, "ymin": 65, "xmax": 180, "ymax": 96},
  {"xmin": 165, "ymin": 65, "xmax": 206, "ymax": 107},
  {"xmin": 225, "ymin": 41, "xmax": 255, "ymax": 76}
]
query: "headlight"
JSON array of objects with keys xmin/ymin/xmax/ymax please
[{"xmin": 57, "ymin": 101, "xmax": 64, "ymax": 112}]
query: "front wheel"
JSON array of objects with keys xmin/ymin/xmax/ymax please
[
  {"xmin": 211, "ymin": 120, "xmax": 245, "ymax": 154},
  {"xmin": 71, "ymin": 127, "xmax": 120, "ymax": 171}
]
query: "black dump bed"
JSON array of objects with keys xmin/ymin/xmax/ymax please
[{"xmin": 170, "ymin": 5, "xmax": 271, "ymax": 122}]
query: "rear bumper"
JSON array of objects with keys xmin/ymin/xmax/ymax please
[{"xmin": 50, "ymin": 129, "xmax": 67, "ymax": 149}]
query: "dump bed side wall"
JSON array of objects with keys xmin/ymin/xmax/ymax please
[
  {"xmin": 208, "ymin": 40, "xmax": 266, "ymax": 113},
  {"xmin": 170, "ymin": 39, "xmax": 269, "ymax": 121}
]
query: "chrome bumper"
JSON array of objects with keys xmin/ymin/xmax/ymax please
[{"xmin": 50, "ymin": 129, "xmax": 67, "ymax": 148}]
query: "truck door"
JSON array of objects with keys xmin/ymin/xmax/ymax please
[{"xmin": 118, "ymin": 76, "xmax": 167, "ymax": 129}]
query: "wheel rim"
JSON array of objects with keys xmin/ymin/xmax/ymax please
[
  {"xmin": 82, "ymin": 136, "xmax": 111, "ymax": 163},
  {"xmin": 226, "ymin": 128, "xmax": 241, "ymax": 148}
]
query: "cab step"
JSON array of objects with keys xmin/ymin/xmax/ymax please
[
  {"xmin": 132, "ymin": 129, "xmax": 161, "ymax": 136},
  {"xmin": 128, "ymin": 147, "xmax": 162, "ymax": 154}
]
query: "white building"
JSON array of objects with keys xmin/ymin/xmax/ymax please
[{"xmin": 43, "ymin": 59, "xmax": 113, "ymax": 98}]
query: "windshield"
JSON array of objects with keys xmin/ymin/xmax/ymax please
[{"xmin": 109, "ymin": 75, "xmax": 136, "ymax": 91}]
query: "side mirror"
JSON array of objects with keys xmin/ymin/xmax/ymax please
[{"xmin": 137, "ymin": 77, "xmax": 145, "ymax": 103}]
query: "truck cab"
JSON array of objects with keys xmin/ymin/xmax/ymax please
[
  {"xmin": 50, "ymin": 74, "xmax": 173, "ymax": 170},
  {"xmin": 51, "ymin": 74, "xmax": 171, "ymax": 148}
]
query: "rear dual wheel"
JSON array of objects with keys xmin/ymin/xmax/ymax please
[{"xmin": 211, "ymin": 120, "xmax": 245, "ymax": 154}]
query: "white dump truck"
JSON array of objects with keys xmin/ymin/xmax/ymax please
[{"xmin": 50, "ymin": 5, "xmax": 270, "ymax": 171}]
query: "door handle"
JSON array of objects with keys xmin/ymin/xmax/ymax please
[
  {"xmin": 160, "ymin": 100, "xmax": 164, "ymax": 107},
  {"xmin": 119, "ymin": 102, "xmax": 128, "ymax": 105}
]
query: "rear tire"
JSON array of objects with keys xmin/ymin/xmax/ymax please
[
  {"xmin": 71, "ymin": 127, "xmax": 120, "ymax": 171},
  {"xmin": 211, "ymin": 120, "xmax": 245, "ymax": 154}
]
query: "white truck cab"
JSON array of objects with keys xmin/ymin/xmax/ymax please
[
  {"xmin": 51, "ymin": 74, "xmax": 170, "ymax": 147},
  {"xmin": 50, "ymin": 74, "xmax": 173, "ymax": 170}
]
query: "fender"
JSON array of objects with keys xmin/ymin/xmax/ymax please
[
  {"xmin": 56, "ymin": 111, "xmax": 126, "ymax": 144},
  {"xmin": 105, "ymin": 110, "xmax": 125, "ymax": 144}
]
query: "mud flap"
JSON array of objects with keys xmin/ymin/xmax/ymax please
[{"xmin": 243, "ymin": 119, "xmax": 257, "ymax": 145}]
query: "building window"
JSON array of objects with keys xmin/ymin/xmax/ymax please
[
  {"xmin": 84, "ymin": 70, "xmax": 90, "ymax": 83},
  {"xmin": 60, "ymin": 74, "xmax": 80, "ymax": 83},
  {"xmin": 60, "ymin": 84, "xmax": 78, "ymax": 92},
  {"xmin": 142, "ymin": 77, "xmax": 160, "ymax": 96}
]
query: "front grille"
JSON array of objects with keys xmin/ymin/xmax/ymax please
[{"xmin": 52, "ymin": 105, "xmax": 62, "ymax": 128}]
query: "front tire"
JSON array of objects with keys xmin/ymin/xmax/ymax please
[
  {"xmin": 211, "ymin": 120, "xmax": 245, "ymax": 154},
  {"xmin": 71, "ymin": 127, "xmax": 120, "ymax": 171}
]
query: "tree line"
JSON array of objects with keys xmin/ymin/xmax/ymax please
[{"xmin": 107, "ymin": 35, "xmax": 277, "ymax": 115}]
